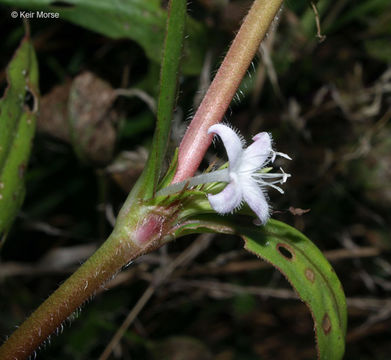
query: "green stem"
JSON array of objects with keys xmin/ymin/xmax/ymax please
[
  {"xmin": 0, "ymin": 2, "xmax": 285, "ymax": 357},
  {"xmin": 173, "ymin": 0, "xmax": 284, "ymax": 183},
  {"xmin": 140, "ymin": 0, "xmax": 187, "ymax": 199},
  {"xmin": 0, "ymin": 206, "xmax": 168, "ymax": 360}
]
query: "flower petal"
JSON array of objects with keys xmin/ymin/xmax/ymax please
[
  {"xmin": 208, "ymin": 181, "xmax": 242, "ymax": 214},
  {"xmin": 241, "ymin": 179, "xmax": 270, "ymax": 224},
  {"xmin": 208, "ymin": 124, "xmax": 244, "ymax": 169},
  {"xmin": 241, "ymin": 132, "xmax": 272, "ymax": 173}
]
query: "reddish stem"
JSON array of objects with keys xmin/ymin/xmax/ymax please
[
  {"xmin": 0, "ymin": 212, "xmax": 166, "ymax": 360},
  {"xmin": 173, "ymin": 0, "xmax": 284, "ymax": 183},
  {"xmin": 0, "ymin": 2, "xmax": 284, "ymax": 358}
]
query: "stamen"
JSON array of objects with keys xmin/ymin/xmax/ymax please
[
  {"xmin": 276, "ymin": 152, "xmax": 292, "ymax": 160},
  {"xmin": 271, "ymin": 150, "xmax": 292, "ymax": 162},
  {"xmin": 256, "ymin": 173, "xmax": 285, "ymax": 179},
  {"xmin": 279, "ymin": 167, "xmax": 291, "ymax": 183},
  {"xmin": 268, "ymin": 179, "xmax": 286, "ymax": 185},
  {"xmin": 264, "ymin": 182, "xmax": 285, "ymax": 194},
  {"xmin": 254, "ymin": 167, "xmax": 291, "ymax": 192}
]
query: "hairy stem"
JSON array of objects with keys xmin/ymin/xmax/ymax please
[
  {"xmin": 0, "ymin": 208, "xmax": 168, "ymax": 360},
  {"xmin": 173, "ymin": 0, "xmax": 284, "ymax": 183}
]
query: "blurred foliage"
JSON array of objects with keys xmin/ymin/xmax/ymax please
[
  {"xmin": 0, "ymin": 0, "xmax": 391, "ymax": 359},
  {"xmin": 0, "ymin": 0, "xmax": 207, "ymax": 75},
  {"xmin": 0, "ymin": 36, "xmax": 38, "ymax": 242}
]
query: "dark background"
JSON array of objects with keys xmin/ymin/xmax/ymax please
[{"xmin": 1, "ymin": 1, "xmax": 391, "ymax": 359}]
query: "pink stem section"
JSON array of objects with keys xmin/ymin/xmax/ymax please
[{"xmin": 173, "ymin": 0, "xmax": 283, "ymax": 183}]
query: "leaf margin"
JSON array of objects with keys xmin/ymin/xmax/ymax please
[
  {"xmin": 0, "ymin": 34, "xmax": 39, "ymax": 242},
  {"xmin": 172, "ymin": 215, "xmax": 347, "ymax": 360}
]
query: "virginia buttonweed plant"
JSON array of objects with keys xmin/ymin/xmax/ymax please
[{"xmin": 0, "ymin": 1, "xmax": 347, "ymax": 359}]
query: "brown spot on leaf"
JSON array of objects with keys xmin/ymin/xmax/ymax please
[
  {"xmin": 18, "ymin": 163, "xmax": 26, "ymax": 179},
  {"xmin": 276, "ymin": 243, "xmax": 295, "ymax": 260},
  {"xmin": 322, "ymin": 314, "xmax": 332, "ymax": 335},
  {"xmin": 305, "ymin": 268, "xmax": 315, "ymax": 283}
]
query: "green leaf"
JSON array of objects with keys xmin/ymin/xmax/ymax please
[
  {"xmin": 241, "ymin": 220, "xmax": 347, "ymax": 360},
  {"xmin": 173, "ymin": 216, "xmax": 347, "ymax": 360},
  {"xmin": 1, "ymin": 0, "xmax": 206, "ymax": 75},
  {"xmin": 0, "ymin": 36, "xmax": 39, "ymax": 241},
  {"xmin": 157, "ymin": 149, "xmax": 178, "ymax": 191},
  {"xmin": 132, "ymin": 0, "xmax": 187, "ymax": 199}
]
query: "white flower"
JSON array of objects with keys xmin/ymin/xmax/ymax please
[{"xmin": 207, "ymin": 124, "xmax": 291, "ymax": 224}]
